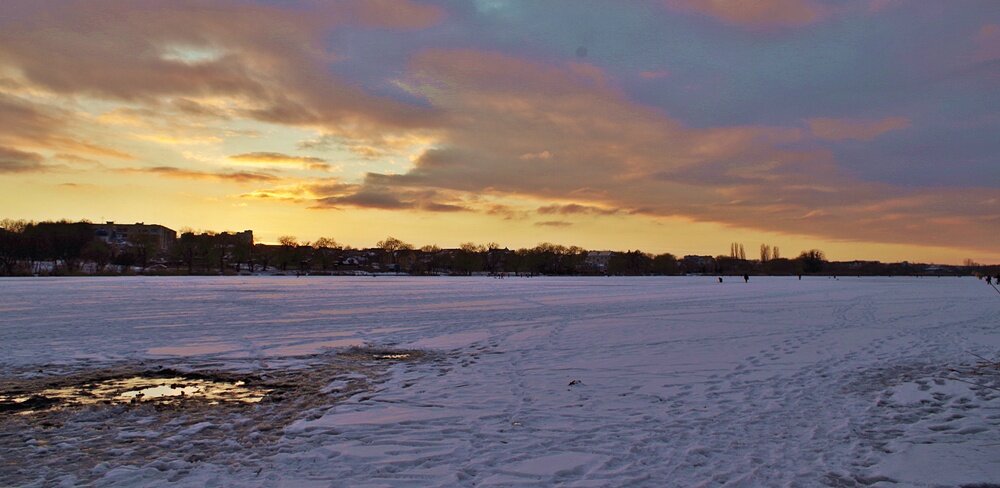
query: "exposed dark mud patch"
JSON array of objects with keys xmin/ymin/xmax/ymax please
[{"xmin": 0, "ymin": 346, "xmax": 429, "ymax": 486}]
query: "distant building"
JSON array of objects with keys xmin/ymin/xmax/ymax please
[
  {"xmin": 94, "ymin": 221, "xmax": 177, "ymax": 251},
  {"xmin": 218, "ymin": 230, "xmax": 253, "ymax": 245},
  {"xmin": 486, "ymin": 248, "xmax": 513, "ymax": 271},
  {"xmin": 681, "ymin": 255, "xmax": 716, "ymax": 274},
  {"xmin": 585, "ymin": 251, "xmax": 615, "ymax": 272}
]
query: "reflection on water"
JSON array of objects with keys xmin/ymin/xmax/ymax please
[
  {"xmin": 119, "ymin": 382, "xmax": 200, "ymax": 400},
  {"xmin": 0, "ymin": 376, "xmax": 267, "ymax": 413},
  {"xmin": 373, "ymin": 353, "xmax": 411, "ymax": 360}
]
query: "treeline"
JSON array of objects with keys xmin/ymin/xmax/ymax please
[
  {"xmin": 0, "ymin": 220, "xmax": 119, "ymax": 275},
  {"xmin": 227, "ymin": 238, "xmax": 685, "ymax": 277},
  {"xmin": 1, "ymin": 220, "xmax": 995, "ymax": 277}
]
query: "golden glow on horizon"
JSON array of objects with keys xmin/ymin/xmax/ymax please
[{"xmin": 2, "ymin": 170, "xmax": 996, "ymax": 265}]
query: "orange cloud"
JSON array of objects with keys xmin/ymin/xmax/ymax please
[
  {"xmin": 0, "ymin": 93, "xmax": 133, "ymax": 160},
  {"xmin": 664, "ymin": 0, "xmax": 826, "ymax": 28},
  {"xmin": 519, "ymin": 150, "xmax": 552, "ymax": 160},
  {"xmin": 0, "ymin": 0, "xmax": 442, "ymax": 139},
  {"xmin": 537, "ymin": 204, "xmax": 622, "ymax": 216},
  {"xmin": 329, "ymin": 49, "xmax": 997, "ymax": 253},
  {"xmin": 229, "ymin": 152, "xmax": 326, "ymax": 164},
  {"xmin": 228, "ymin": 152, "xmax": 333, "ymax": 172},
  {"xmin": 808, "ymin": 116, "xmax": 910, "ymax": 141},
  {"xmin": 485, "ymin": 204, "xmax": 529, "ymax": 221},
  {"xmin": 315, "ymin": 189, "xmax": 470, "ymax": 212},
  {"xmin": 0, "ymin": 146, "xmax": 47, "ymax": 173},
  {"xmin": 122, "ymin": 166, "xmax": 279, "ymax": 183},
  {"xmin": 54, "ymin": 154, "xmax": 102, "ymax": 167},
  {"xmin": 241, "ymin": 179, "xmax": 471, "ymax": 213}
]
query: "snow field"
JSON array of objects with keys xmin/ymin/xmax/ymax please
[{"xmin": 0, "ymin": 276, "xmax": 998, "ymax": 486}]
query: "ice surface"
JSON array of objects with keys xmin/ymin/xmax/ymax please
[{"xmin": 1, "ymin": 276, "xmax": 999, "ymax": 486}]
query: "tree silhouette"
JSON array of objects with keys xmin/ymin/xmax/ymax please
[
  {"xmin": 376, "ymin": 236, "xmax": 412, "ymax": 252},
  {"xmin": 759, "ymin": 244, "xmax": 772, "ymax": 262},
  {"xmin": 797, "ymin": 249, "xmax": 826, "ymax": 273}
]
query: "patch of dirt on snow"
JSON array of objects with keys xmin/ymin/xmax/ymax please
[{"xmin": 0, "ymin": 347, "xmax": 429, "ymax": 486}]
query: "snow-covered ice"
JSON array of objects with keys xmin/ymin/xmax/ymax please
[{"xmin": 1, "ymin": 276, "xmax": 999, "ymax": 486}]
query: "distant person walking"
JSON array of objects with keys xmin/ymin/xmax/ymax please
[
  {"xmin": 987, "ymin": 275, "xmax": 1000, "ymax": 296},
  {"xmin": 743, "ymin": 274, "xmax": 749, "ymax": 283},
  {"xmin": 718, "ymin": 276, "xmax": 723, "ymax": 283}
]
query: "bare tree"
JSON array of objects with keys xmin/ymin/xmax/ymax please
[
  {"xmin": 377, "ymin": 236, "xmax": 413, "ymax": 268},
  {"xmin": 377, "ymin": 236, "xmax": 413, "ymax": 252},
  {"xmin": 798, "ymin": 249, "xmax": 826, "ymax": 273},
  {"xmin": 313, "ymin": 237, "xmax": 339, "ymax": 249},
  {"xmin": 0, "ymin": 219, "xmax": 29, "ymax": 233},
  {"xmin": 729, "ymin": 242, "xmax": 747, "ymax": 261},
  {"xmin": 460, "ymin": 242, "xmax": 483, "ymax": 253},
  {"xmin": 277, "ymin": 236, "xmax": 298, "ymax": 271},
  {"xmin": 760, "ymin": 244, "xmax": 772, "ymax": 262}
]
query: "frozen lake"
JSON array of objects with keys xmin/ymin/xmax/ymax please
[{"xmin": 1, "ymin": 276, "xmax": 999, "ymax": 486}]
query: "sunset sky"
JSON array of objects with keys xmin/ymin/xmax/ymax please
[{"xmin": 1, "ymin": 0, "xmax": 997, "ymax": 263}]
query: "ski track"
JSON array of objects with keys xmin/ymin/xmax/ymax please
[{"xmin": 0, "ymin": 276, "xmax": 998, "ymax": 487}]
